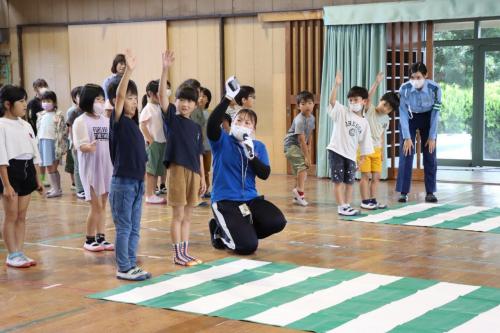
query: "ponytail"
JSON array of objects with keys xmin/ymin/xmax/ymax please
[{"xmin": 142, "ymin": 94, "xmax": 148, "ymax": 109}]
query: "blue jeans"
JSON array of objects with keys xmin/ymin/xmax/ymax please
[{"xmin": 109, "ymin": 176, "xmax": 145, "ymax": 272}]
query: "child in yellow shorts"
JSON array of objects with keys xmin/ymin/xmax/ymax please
[{"xmin": 359, "ymin": 75, "xmax": 400, "ymax": 210}]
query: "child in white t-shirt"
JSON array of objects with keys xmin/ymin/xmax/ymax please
[{"xmin": 326, "ymin": 72, "xmax": 373, "ymax": 216}]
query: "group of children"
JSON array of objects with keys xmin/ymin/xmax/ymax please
[
  {"xmin": 284, "ymin": 71, "xmax": 400, "ymax": 216},
  {"xmin": 0, "ymin": 49, "xmax": 287, "ymax": 280}
]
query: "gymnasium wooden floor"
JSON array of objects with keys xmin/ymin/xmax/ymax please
[{"xmin": 1, "ymin": 175, "xmax": 500, "ymax": 332}]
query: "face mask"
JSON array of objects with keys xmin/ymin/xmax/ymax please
[
  {"xmin": 349, "ymin": 103, "xmax": 364, "ymax": 113},
  {"xmin": 230, "ymin": 125, "xmax": 253, "ymax": 141},
  {"xmin": 410, "ymin": 79, "xmax": 425, "ymax": 89},
  {"xmin": 93, "ymin": 102, "xmax": 105, "ymax": 115},
  {"xmin": 41, "ymin": 102, "xmax": 54, "ymax": 111},
  {"xmin": 166, "ymin": 89, "xmax": 172, "ymax": 97}
]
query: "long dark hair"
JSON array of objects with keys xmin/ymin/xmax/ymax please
[{"xmin": 142, "ymin": 80, "xmax": 159, "ymax": 109}]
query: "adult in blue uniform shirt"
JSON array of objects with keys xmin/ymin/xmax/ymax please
[
  {"xmin": 206, "ymin": 76, "xmax": 287, "ymax": 255},
  {"xmin": 396, "ymin": 62, "xmax": 442, "ymax": 203}
]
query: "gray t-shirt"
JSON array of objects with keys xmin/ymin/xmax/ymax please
[{"xmin": 283, "ymin": 113, "xmax": 315, "ymax": 150}]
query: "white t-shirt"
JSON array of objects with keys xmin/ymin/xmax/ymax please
[
  {"xmin": 0, "ymin": 117, "xmax": 41, "ymax": 165},
  {"xmin": 38, "ymin": 111, "xmax": 56, "ymax": 140},
  {"xmin": 365, "ymin": 104, "xmax": 390, "ymax": 148},
  {"xmin": 139, "ymin": 103, "xmax": 166, "ymax": 143},
  {"xmin": 326, "ymin": 101, "xmax": 374, "ymax": 162}
]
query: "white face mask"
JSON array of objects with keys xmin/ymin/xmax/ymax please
[
  {"xmin": 230, "ymin": 125, "xmax": 253, "ymax": 141},
  {"xmin": 349, "ymin": 103, "xmax": 364, "ymax": 113},
  {"xmin": 41, "ymin": 102, "xmax": 54, "ymax": 111},
  {"xmin": 166, "ymin": 89, "xmax": 172, "ymax": 97},
  {"xmin": 93, "ymin": 102, "xmax": 105, "ymax": 115},
  {"xmin": 410, "ymin": 79, "xmax": 425, "ymax": 89}
]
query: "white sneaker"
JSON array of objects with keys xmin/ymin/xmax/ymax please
[
  {"xmin": 83, "ymin": 241, "xmax": 105, "ymax": 252},
  {"xmin": 377, "ymin": 203, "xmax": 388, "ymax": 209},
  {"xmin": 6, "ymin": 255, "xmax": 31, "ymax": 268},
  {"xmin": 146, "ymin": 195, "xmax": 166, "ymax": 205},
  {"xmin": 99, "ymin": 240, "xmax": 115, "ymax": 251},
  {"xmin": 21, "ymin": 254, "xmax": 37, "ymax": 266},
  {"xmin": 338, "ymin": 205, "xmax": 360, "ymax": 216},
  {"xmin": 46, "ymin": 189, "xmax": 62, "ymax": 198},
  {"xmin": 360, "ymin": 201, "xmax": 377, "ymax": 210},
  {"xmin": 116, "ymin": 267, "xmax": 152, "ymax": 281},
  {"xmin": 292, "ymin": 189, "xmax": 308, "ymax": 206},
  {"xmin": 76, "ymin": 191, "xmax": 86, "ymax": 199}
]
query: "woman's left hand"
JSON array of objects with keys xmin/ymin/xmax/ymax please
[
  {"xmin": 425, "ymin": 139, "xmax": 436, "ymax": 154},
  {"xmin": 199, "ymin": 177, "xmax": 207, "ymax": 196},
  {"xmin": 36, "ymin": 179, "xmax": 44, "ymax": 195}
]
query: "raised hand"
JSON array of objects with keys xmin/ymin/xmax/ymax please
[
  {"xmin": 335, "ymin": 71, "xmax": 343, "ymax": 86},
  {"xmin": 225, "ymin": 76, "xmax": 241, "ymax": 100},
  {"xmin": 162, "ymin": 50, "xmax": 175, "ymax": 69},
  {"xmin": 376, "ymin": 71, "xmax": 385, "ymax": 83},
  {"xmin": 124, "ymin": 49, "xmax": 137, "ymax": 71}
]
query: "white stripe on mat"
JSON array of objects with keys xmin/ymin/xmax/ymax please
[
  {"xmin": 246, "ymin": 273, "xmax": 401, "ymax": 326},
  {"xmin": 105, "ymin": 259, "xmax": 269, "ymax": 304},
  {"xmin": 458, "ymin": 216, "xmax": 500, "ymax": 232},
  {"xmin": 447, "ymin": 304, "xmax": 500, "ymax": 333},
  {"xmin": 405, "ymin": 206, "xmax": 490, "ymax": 227},
  {"xmin": 327, "ymin": 282, "xmax": 479, "ymax": 333},
  {"xmin": 173, "ymin": 266, "xmax": 332, "ymax": 314},
  {"xmin": 356, "ymin": 203, "xmax": 441, "ymax": 223}
]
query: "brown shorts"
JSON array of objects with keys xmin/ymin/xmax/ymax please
[{"xmin": 168, "ymin": 163, "xmax": 201, "ymax": 207}]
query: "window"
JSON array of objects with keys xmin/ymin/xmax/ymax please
[
  {"xmin": 434, "ymin": 21, "xmax": 474, "ymax": 41},
  {"xmin": 480, "ymin": 19, "xmax": 500, "ymax": 38}
]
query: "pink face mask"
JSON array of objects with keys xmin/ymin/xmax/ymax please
[
  {"xmin": 93, "ymin": 102, "xmax": 105, "ymax": 115},
  {"xmin": 41, "ymin": 102, "xmax": 54, "ymax": 111}
]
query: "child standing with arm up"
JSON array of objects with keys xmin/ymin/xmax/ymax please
[
  {"xmin": 160, "ymin": 51, "xmax": 206, "ymax": 266},
  {"xmin": 327, "ymin": 72, "xmax": 373, "ymax": 216},
  {"xmin": 108, "ymin": 50, "xmax": 151, "ymax": 281}
]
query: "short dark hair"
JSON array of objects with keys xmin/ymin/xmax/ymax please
[
  {"xmin": 296, "ymin": 90, "xmax": 314, "ymax": 104},
  {"xmin": 347, "ymin": 86, "xmax": 369, "ymax": 99},
  {"xmin": 0, "ymin": 85, "xmax": 27, "ymax": 116},
  {"xmin": 176, "ymin": 85, "xmax": 198, "ymax": 103},
  {"xmin": 33, "ymin": 78, "xmax": 48, "ymax": 89},
  {"xmin": 70, "ymin": 86, "xmax": 82, "ymax": 104},
  {"xmin": 111, "ymin": 54, "xmax": 126, "ymax": 74},
  {"xmin": 40, "ymin": 90, "xmax": 58, "ymax": 108},
  {"xmin": 200, "ymin": 87, "xmax": 212, "ymax": 109},
  {"xmin": 79, "ymin": 84, "xmax": 104, "ymax": 114},
  {"xmin": 410, "ymin": 62, "xmax": 428, "ymax": 75},
  {"xmin": 235, "ymin": 108, "xmax": 258, "ymax": 129},
  {"xmin": 181, "ymin": 79, "xmax": 201, "ymax": 91},
  {"xmin": 381, "ymin": 92, "xmax": 400, "ymax": 112},
  {"xmin": 107, "ymin": 76, "xmax": 138, "ymax": 107},
  {"xmin": 235, "ymin": 86, "xmax": 255, "ymax": 106}
]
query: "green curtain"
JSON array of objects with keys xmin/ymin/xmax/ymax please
[{"xmin": 317, "ymin": 24, "xmax": 387, "ymax": 178}]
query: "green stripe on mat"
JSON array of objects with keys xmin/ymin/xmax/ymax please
[
  {"xmin": 432, "ymin": 208, "xmax": 500, "ymax": 230},
  {"xmin": 382, "ymin": 205, "xmax": 460, "ymax": 225},
  {"xmin": 88, "ymin": 257, "xmax": 240, "ymax": 300},
  {"xmin": 211, "ymin": 270, "xmax": 364, "ymax": 320},
  {"xmin": 286, "ymin": 277, "xmax": 437, "ymax": 332},
  {"xmin": 388, "ymin": 287, "xmax": 500, "ymax": 333},
  {"xmin": 139, "ymin": 262, "xmax": 297, "ymax": 308}
]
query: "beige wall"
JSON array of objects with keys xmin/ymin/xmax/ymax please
[
  {"xmin": 225, "ymin": 18, "xmax": 287, "ymax": 173},
  {"xmin": 68, "ymin": 21, "xmax": 167, "ymax": 107},
  {"xmin": 22, "ymin": 26, "xmax": 71, "ymax": 112},
  {"xmin": 167, "ymin": 19, "xmax": 222, "ymax": 103}
]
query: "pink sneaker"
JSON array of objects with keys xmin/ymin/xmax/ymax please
[
  {"xmin": 83, "ymin": 241, "xmax": 105, "ymax": 252},
  {"xmin": 100, "ymin": 240, "xmax": 115, "ymax": 251},
  {"xmin": 146, "ymin": 195, "xmax": 166, "ymax": 205}
]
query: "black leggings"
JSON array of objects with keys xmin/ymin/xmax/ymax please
[{"xmin": 211, "ymin": 197, "xmax": 287, "ymax": 255}]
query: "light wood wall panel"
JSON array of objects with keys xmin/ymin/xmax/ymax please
[
  {"xmin": 167, "ymin": 19, "xmax": 221, "ymax": 107},
  {"xmin": 21, "ymin": 26, "xmax": 71, "ymax": 112},
  {"xmin": 225, "ymin": 18, "xmax": 287, "ymax": 174},
  {"xmin": 68, "ymin": 21, "xmax": 167, "ymax": 108}
]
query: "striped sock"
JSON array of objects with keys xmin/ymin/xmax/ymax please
[
  {"xmin": 172, "ymin": 243, "xmax": 190, "ymax": 266},
  {"xmin": 181, "ymin": 241, "xmax": 202, "ymax": 265}
]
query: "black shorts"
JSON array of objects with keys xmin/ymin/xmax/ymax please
[
  {"xmin": 328, "ymin": 150, "xmax": 356, "ymax": 184},
  {"xmin": 0, "ymin": 159, "xmax": 38, "ymax": 196}
]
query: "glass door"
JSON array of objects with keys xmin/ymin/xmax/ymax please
[{"xmin": 475, "ymin": 45, "xmax": 500, "ymax": 166}]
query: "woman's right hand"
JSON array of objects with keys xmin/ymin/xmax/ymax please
[{"xmin": 403, "ymin": 138, "xmax": 414, "ymax": 156}]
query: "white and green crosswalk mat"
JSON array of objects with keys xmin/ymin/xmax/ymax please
[
  {"xmin": 89, "ymin": 257, "xmax": 500, "ymax": 332},
  {"xmin": 342, "ymin": 203, "xmax": 500, "ymax": 234}
]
